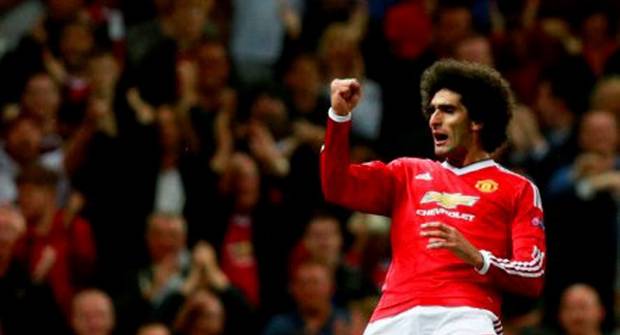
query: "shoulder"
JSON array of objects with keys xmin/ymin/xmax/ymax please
[
  {"xmin": 264, "ymin": 313, "xmax": 300, "ymax": 333},
  {"xmin": 333, "ymin": 306, "xmax": 352, "ymax": 320},
  {"xmin": 493, "ymin": 163, "xmax": 538, "ymax": 187},
  {"xmin": 493, "ymin": 163, "xmax": 543, "ymax": 208},
  {"xmin": 56, "ymin": 211, "xmax": 93, "ymax": 234},
  {"xmin": 40, "ymin": 149, "xmax": 64, "ymax": 171},
  {"xmin": 362, "ymin": 80, "xmax": 382, "ymax": 96},
  {"xmin": 388, "ymin": 157, "xmax": 436, "ymax": 169}
]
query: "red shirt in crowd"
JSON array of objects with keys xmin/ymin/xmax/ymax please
[
  {"xmin": 16, "ymin": 210, "xmax": 96, "ymax": 317},
  {"xmin": 220, "ymin": 214, "xmax": 260, "ymax": 306}
]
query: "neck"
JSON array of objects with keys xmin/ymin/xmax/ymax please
[
  {"xmin": 301, "ymin": 303, "xmax": 331, "ymax": 325},
  {"xmin": 161, "ymin": 151, "xmax": 179, "ymax": 169},
  {"xmin": 34, "ymin": 206, "xmax": 56, "ymax": 235},
  {"xmin": 447, "ymin": 148, "xmax": 491, "ymax": 167},
  {"xmin": 568, "ymin": 329, "xmax": 602, "ymax": 335},
  {"xmin": 293, "ymin": 91, "xmax": 318, "ymax": 114},
  {"xmin": 555, "ymin": 111, "xmax": 575, "ymax": 131},
  {"xmin": 199, "ymin": 92, "xmax": 221, "ymax": 111},
  {"xmin": 0, "ymin": 254, "xmax": 11, "ymax": 276}
]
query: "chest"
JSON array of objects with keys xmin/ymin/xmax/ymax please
[{"xmin": 392, "ymin": 166, "xmax": 517, "ymax": 243}]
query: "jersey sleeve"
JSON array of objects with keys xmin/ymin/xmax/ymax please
[
  {"xmin": 477, "ymin": 181, "xmax": 546, "ymax": 297},
  {"xmin": 320, "ymin": 111, "xmax": 395, "ymax": 216}
]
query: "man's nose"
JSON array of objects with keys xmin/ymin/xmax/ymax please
[{"xmin": 429, "ymin": 111, "xmax": 442, "ymax": 128}]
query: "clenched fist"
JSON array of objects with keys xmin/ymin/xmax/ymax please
[{"xmin": 330, "ymin": 79, "xmax": 362, "ymax": 116}]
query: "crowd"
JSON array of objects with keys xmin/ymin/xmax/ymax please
[{"xmin": 0, "ymin": 0, "xmax": 619, "ymax": 334}]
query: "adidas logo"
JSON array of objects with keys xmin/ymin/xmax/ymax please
[{"xmin": 415, "ymin": 172, "xmax": 432, "ymax": 181}]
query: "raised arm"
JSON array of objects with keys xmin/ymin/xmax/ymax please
[{"xmin": 320, "ymin": 79, "xmax": 395, "ymax": 215}]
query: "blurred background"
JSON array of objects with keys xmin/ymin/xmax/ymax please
[{"xmin": 0, "ymin": 0, "xmax": 619, "ymax": 334}]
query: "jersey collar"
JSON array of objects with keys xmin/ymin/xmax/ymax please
[{"xmin": 441, "ymin": 159, "xmax": 496, "ymax": 175}]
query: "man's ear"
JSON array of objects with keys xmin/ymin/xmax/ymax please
[{"xmin": 471, "ymin": 121, "xmax": 483, "ymax": 132}]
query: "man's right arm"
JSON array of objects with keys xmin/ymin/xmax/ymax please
[{"xmin": 320, "ymin": 79, "xmax": 395, "ymax": 215}]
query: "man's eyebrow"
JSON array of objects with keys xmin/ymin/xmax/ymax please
[{"xmin": 429, "ymin": 103, "xmax": 457, "ymax": 109}]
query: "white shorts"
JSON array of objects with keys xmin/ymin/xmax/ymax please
[{"xmin": 363, "ymin": 306, "xmax": 503, "ymax": 335}]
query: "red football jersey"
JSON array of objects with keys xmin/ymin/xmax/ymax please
[{"xmin": 321, "ymin": 115, "xmax": 545, "ymax": 322}]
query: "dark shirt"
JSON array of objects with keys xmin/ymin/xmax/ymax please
[
  {"xmin": 0, "ymin": 260, "xmax": 68, "ymax": 334},
  {"xmin": 263, "ymin": 307, "xmax": 350, "ymax": 335}
]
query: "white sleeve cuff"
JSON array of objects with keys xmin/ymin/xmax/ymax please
[
  {"xmin": 328, "ymin": 108, "xmax": 351, "ymax": 123},
  {"xmin": 475, "ymin": 250, "xmax": 492, "ymax": 275}
]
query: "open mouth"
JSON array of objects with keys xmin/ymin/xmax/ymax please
[{"xmin": 433, "ymin": 132, "xmax": 448, "ymax": 145}]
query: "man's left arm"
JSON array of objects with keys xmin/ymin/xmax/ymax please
[
  {"xmin": 421, "ymin": 182, "xmax": 546, "ymax": 297},
  {"xmin": 476, "ymin": 182, "xmax": 546, "ymax": 297}
]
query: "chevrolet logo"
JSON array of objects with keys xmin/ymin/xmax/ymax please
[{"xmin": 420, "ymin": 191, "xmax": 479, "ymax": 209}]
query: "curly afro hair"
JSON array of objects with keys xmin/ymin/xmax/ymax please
[{"xmin": 420, "ymin": 59, "xmax": 515, "ymax": 153}]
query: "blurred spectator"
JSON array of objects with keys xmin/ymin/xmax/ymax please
[
  {"xmin": 383, "ymin": 0, "xmax": 432, "ymax": 61},
  {"xmin": 319, "ymin": 23, "xmax": 382, "ymax": 143},
  {"xmin": 243, "ymin": 90, "xmax": 293, "ymax": 177},
  {"xmin": 0, "ymin": 0, "xmax": 85, "ymax": 105},
  {"xmin": 217, "ymin": 153, "xmax": 262, "ymax": 306},
  {"xmin": 84, "ymin": 50, "xmax": 120, "ymax": 124},
  {"xmin": 71, "ymin": 99, "xmax": 215, "ymax": 284},
  {"xmin": 281, "ymin": 53, "xmax": 330, "ymax": 220},
  {"xmin": 136, "ymin": 0, "xmax": 217, "ymax": 106},
  {"xmin": 31, "ymin": 18, "xmax": 97, "ymax": 125},
  {"xmin": 0, "ymin": 0, "xmax": 45, "ymax": 59},
  {"xmin": 291, "ymin": 212, "xmax": 377, "ymax": 307},
  {"xmin": 558, "ymin": 284, "xmax": 606, "ymax": 335},
  {"xmin": 0, "ymin": 114, "xmax": 66, "ymax": 204},
  {"xmin": 175, "ymin": 38, "xmax": 235, "ymax": 173},
  {"xmin": 509, "ymin": 59, "xmax": 594, "ymax": 186},
  {"xmin": 174, "ymin": 289, "xmax": 225, "ymax": 335},
  {"xmin": 300, "ymin": 0, "xmax": 368, "ymax": 54},
  {"xmin": 578, "ymin": 8, "xmax": 618, "ymax": 77},
  {"xmin": 152, "ymin": 105, "xmax": 219, "ymax": 244},
  {"xmin": 19, "ymin": 72, "xmax": 63, "ymax": 148},
  {"xmin": 82, "ymin": 0, "xmax": 126, "ymax": 60},
  {"xmin": 348, "ymin": 296, "xmax": 379, "ymax": 335},
  {"xmin": 0, "ymin": 204, "xmax": 66, "ymax": 334},
  {"xmin": 116, "ymin": 212, "xmax": 191, "ymax": 332},
  {"xmin": 547, "ymin": 110, "xmax": 619, "ymax": 196},
  {"xmin": 431, "ymin": 1, "xmax": 474, "ymax": 59},
  {"xmin": 115, "ymin": 102, "xmax": 215, "ymax": 244},
  {"xmin": 56, "ymin": 19, "xmax": 95, "ymax": 90},
  {"xmin": 590, "ymin": 76, "xmax": 620, "ymax": 126},
  {"xmin": 229, "ymin": 0, "xmax": 303, "ymax": 86},
  {"xmin": 71, "ymin": 288, "xmax": 116, "ymax": 335},
  {"xmin": 543, "ymin": 110, "xmax": 618, "ymax": 332},
  {"xmin": 179, "ymin": 242, "xmax": 255, "ymax": 335},
  {"xmin": 63, "ymin": 81, "xmax": 146, "ymax": 286},
  {"xmin": 344, "ymin": 212, "xmax": 390, "ymax": 294},
  {"xmin": 137, "ymin": 322, "xmax": 171, "ymax": 335},
  {"xmin": 263, "ymin": 261, "xmax": 351, "ymax": 335},
  {"xmin": 15, "ymin": 164, "xmax": 96, "ymax": 318},
  {"xmin": 281, "ymin": 51, "xmax": 327, "ymax": 154},
  {"xmin": 55, "ymin": 49, "xmax": 122, "ymax": 147},
  {"xmin": 492, "ymin": 5, "xmax": 575, "ymax": 105},
  {"xmin": 169, "ymin": 0, "xmax": 217, "ymax": 49},
  {"xmin": 283, "ymin": 53, "xmax": 328, "ymax": 132},
  {"xmin": 216, "ymin": 152, "xmax": 290, "ymax": 317},
  {"xmin": 141, "ymin": 213, "xmax": 191, "ymax": 308},
  {"xmin": 455, "ymin": 34, "xmax": 494, "ymax": 66},
  {"xmin": 125, "ymin": 0, "xmax": 175, "ymax": 68},
  {"xmin": 152, "ymin": 106, "xmax": 197, "ymax": 213},
  {"xmin": 117, "ymin": 213, "xmax": 255, "ymax": 334}
]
